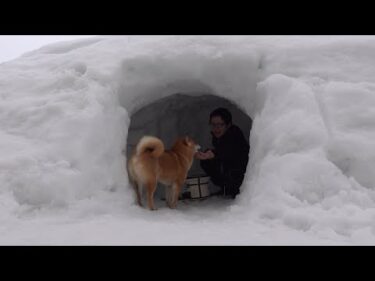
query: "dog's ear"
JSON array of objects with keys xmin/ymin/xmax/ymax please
[{"xmin": 183, "ymin": 136, "xmax": 190, "ymax": 146}]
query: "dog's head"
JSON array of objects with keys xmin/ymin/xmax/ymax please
[{"xmin": 182, "ymin": 136, "xmax": 201, "ymax": 152}]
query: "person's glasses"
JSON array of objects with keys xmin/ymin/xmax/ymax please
[{"xmin": 210, "ymin": 122, "xmax": 226, "ymax": 129}]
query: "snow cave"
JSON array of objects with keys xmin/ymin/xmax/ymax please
[
  {"xmin": 126, "ymin": 92, "xmax": 253, "ymax": 199},
  {"xmin": 115, "ymin": 45, "xmax": 260, "ymax": 202}
]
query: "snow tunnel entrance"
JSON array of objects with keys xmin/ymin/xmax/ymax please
[{"xmin": 126, "ymin": 92, "xmax": 253, "ymax": 200}]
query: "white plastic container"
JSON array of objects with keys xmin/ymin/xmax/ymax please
[{"xmin": 185, "ymin": 175, "xmax": 210, "ymax": 199}]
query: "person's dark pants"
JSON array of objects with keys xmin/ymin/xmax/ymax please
[
  {"xmin": 224, "ymin": 172, "xmax": 244, "ymax": 197},
  {"xmin": 200, "ymin": 160, "xmax": 244, "ymax": 198}
]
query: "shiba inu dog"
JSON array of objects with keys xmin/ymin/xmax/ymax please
[{"xmin": 127, "ymin": 136, "xmax": 200, "ymax": 210}]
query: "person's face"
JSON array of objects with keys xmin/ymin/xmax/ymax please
[{"xmin": 210, "ymin": 116, "xmax": 229, "ymax": 138}]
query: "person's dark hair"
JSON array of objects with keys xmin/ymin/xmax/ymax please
[{"xmin": 209, "ymin": 108, "xmax": 232, "ymax": 125}]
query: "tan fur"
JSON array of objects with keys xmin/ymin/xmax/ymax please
[{"xmin": 127, "ymin": 136, "xmax": 199, "ymax": 210}]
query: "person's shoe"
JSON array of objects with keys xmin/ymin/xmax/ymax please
[
  {"xmin": 210, "ymin": 188, "xmax": 224, "ymax": 197},
  {"xmin": 222, "ymin": 187, "xmax": 239, "ymax": 199},
  {"xmin": 222, "ymin": 193, "xmax": 237, "ymax": 199},
  {"xmin": 211, "ymin": 190, "xmax": 222, "ymax": 196}
]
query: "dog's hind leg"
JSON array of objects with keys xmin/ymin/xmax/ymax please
[
  {"xmin": 128, "ymin": 163, "xmax": 143, "ymax": 207},
  {"xmin": 146, "ymin": 180, "xmax": 158, "ymax": 211},
  {"xmin": 133, "ymin": 181, "xmax": 143, "ymax": 207}
]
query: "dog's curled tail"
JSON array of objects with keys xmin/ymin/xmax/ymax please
[{"xmin": 136, "ymin": 136, "xmax": 164, "ymax": 158}]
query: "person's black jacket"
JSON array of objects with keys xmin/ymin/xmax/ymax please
[{"xmin": 200, "ymin": 124, "xmax": 250, "ymax": 195}]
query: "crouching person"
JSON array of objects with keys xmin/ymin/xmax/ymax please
[{"xmin": 195, "ymin": 108, "xmax": 250, "ymax": 199}]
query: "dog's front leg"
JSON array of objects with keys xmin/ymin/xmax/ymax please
[
  {"xmin": 165, "ymin": 186, "xmax": 172, "ymax": 208},
  {"xmin": 169, "ymin": 183, "xmax": 181, "ymax": 209}
]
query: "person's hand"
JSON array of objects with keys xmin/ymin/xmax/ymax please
[{"xmin": 195, "ymin": 150, "xmax": 215, "ymax": 160}]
